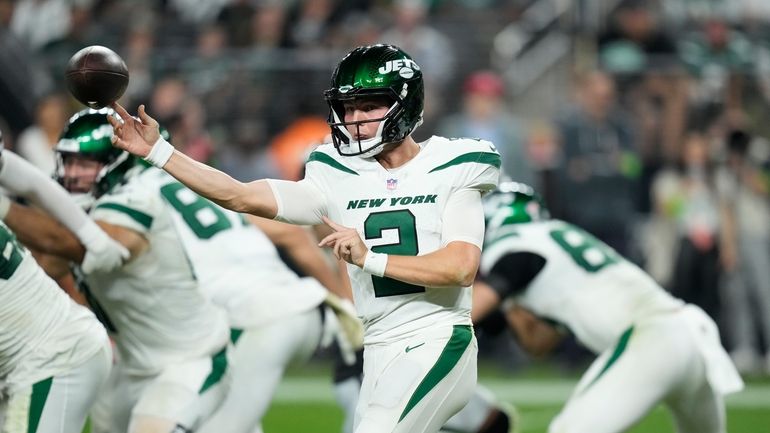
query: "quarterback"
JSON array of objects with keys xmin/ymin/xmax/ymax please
[
  {"xmin": 474, "ymin": 182, "xmax": 744, "ymax": 433},
  {"xmin": 0, "ymin": 131, "xmax": 119, "ymax": 433},
  {"xmin": 4, "ymin": 110, "xmax": 231, "ymax": 433},
  {"xmin": 110, "ymin": 44, "xmax": 501, "ymax": 433}
]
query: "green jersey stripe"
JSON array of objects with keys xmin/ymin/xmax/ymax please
[
  {"xmin": 428, "ymin": 152, "xmax": 501, "ymax": 173},
  {"xmin": 585, "ymin": 326, "xmax": 634, "ymax": 391},
  {"xmin": 28, "ymin": 377, "xmax": 53, "ymax": 433},
  {"xmin": 94, "ymin": 203, "xmax": 154, "ymax": 228},
  {"xmin": 199, "ymin": 346, "xmax": 228, "ymax": 394},
  {"xmin": 230, "ymin": 328, "xmax": 244, "ymax": 344},
  {"xmin": 399, "ymin": 325, "xmax": 473, "ymax": 422},
  {"xmin": 307, "ymin": 152, "xmax": 359, "ymax": 175}
]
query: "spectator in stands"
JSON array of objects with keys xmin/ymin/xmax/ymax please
[
  {"xmin": 599, "ymin": 0, "xmax": 678, "ymax": 76},
  {"xmin": 652, "ymin": 131, "xmax": 736, "ymax": 326},
  {"xmin": 15, "ymin": 92, "xmax": 69, "ymax": 175},
  {"xmin": 380, "ymin": 0, "xmax": 456, "ymax": 123},
  {"xmin": 438, "ymin": 70, "xmax": 534, "ymax": 186},
  {"xmin": 679, "ymin": 18, "xmax": 754, "ymax": 115},
  {"xmin": 717, "ymin": 129, "xmax": 770, "ymax": 373},
  {"xmin": 551, "ymin": 70, "xmax": 641, "ymax": 256},
  {"xmin": 10, "ymin": 0, "xmax": 74, "ymax": 51}
]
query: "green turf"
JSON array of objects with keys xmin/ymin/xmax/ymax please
[
  {"xmin": 261, "ymin": 401, "xmax": 770, "ymax": 433},
  {"xmin": 263, "ymin": 401, "xmax": 344, "ymax": 432}
]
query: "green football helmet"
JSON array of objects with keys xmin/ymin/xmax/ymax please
[
  {"xmin": 55, "ymin": 108, "xmax": 136, "ymax": 205},
  {"xmin": 484, "ymin": 182, "xmax": 550, "ymax": 234},
  {"xmin": 324, "ymin": 44, "xmax": 424, "ymax": 158}
]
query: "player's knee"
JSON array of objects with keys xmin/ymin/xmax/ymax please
[{"xmin": 477, "ymin": 408, "xmax": 511, "ymax": 433}]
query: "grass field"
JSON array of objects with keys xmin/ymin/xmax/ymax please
[{"xmin": 260, "ymin": 367, "xmax": 770, "ymax": 433}]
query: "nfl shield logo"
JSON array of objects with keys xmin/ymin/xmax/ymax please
[{"xmin": 386, "ymin": 178, "xmax": 398, "ymax": 190}]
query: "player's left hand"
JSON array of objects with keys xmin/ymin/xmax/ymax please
[
  {"xmin": 80, "ymin": 225, "xmax": 130, "ymax": 274},
  {"xmin": 318, "ymin": 216, "xmax": 367, "ymax": 267}
]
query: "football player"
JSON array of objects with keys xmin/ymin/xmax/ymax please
[
  {"xmin": 332, "ymin": 345, "xmax": 516, "ymax": 433},
  {"xmin": 3, "ymin": 109, "xmax": 231, "ymax": 433},
  {"xmin": 156, "ymin": 171, "xmax": 362, "ymax": 433},
  {"xmin": 473, "ymin": 182, "xmax": 744, "ymax": 433},
  {"xmin": 110, "ymin": 44, "xmax": 500, "ymax": 433},
  {"xmin": 0, "ymin": 130, "xmax": 119, "ymax": 433}
]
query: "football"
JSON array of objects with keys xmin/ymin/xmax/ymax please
[{"xmin": 65, "ymin": 45, "xmax": 129, "ymax": 109}]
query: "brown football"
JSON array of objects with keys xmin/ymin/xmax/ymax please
[{"xmin": 65, "ymin": 45, "xmax": 129, "ymax": 109}]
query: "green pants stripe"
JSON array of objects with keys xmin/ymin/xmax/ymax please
[
  {"xmin": 28, "ymin": 377, "xmax": 53, "ymax": 433},
  {"xmin": 399, "ymin": 325, "xmax": 473, "ymax": 422}
]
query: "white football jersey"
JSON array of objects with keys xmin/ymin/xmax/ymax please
[
  {"xmin": 155, "ymin": 172, "xmax": 327, "ymax": 329},
  {"xmin": 301, "ymin": 137, "xmax": 500, "ymax": 344},
  {"xmin": 480, "ymin": 220, "xmax": 683, "ymax": 354},
  {"xmin": 0, "ymin": 222, "xmax": 107, "ymax": 392},
  {"xmin": 85, "ymin": 167, "xmax": 229, "ymax": 374}
]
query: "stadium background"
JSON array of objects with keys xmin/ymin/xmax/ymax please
[{"xmin": 1, "ymin": 0, "xmax": 770, "ymax": 431}]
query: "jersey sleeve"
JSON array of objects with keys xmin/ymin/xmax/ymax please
[
  {"xmin": 483, "ymin": 251, "xmax": 547, "ymax": 300},
  {"xmin": 441, "ymin": 188, "xmax": 485, "ymax": 248},
  {"xmin": 90, "ymin": 181, "xmax": 161, "ymax": 235},
  {"xmin": 453, "ymin": 139, "xmax": 502, "ymax": 195},
  {"xmin": 266, "ymin": 178, "xmax": 327, "ymax": 225}
]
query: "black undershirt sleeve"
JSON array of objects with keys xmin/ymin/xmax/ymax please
[{"xmin": 484, "ymin": 252, "xmax": 547, "ymax": 300}]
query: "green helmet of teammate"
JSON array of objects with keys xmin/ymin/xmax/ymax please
[
  {"xmin": 55, "ymin": 108, "xmax": 137, "ymax": 204},
  {"xmin": 324, "ymin": 44, "xmax": 424, "ymax": 158},
  {"xmin": 483, "ymin": 182, "xmax": 550, "ymax": 232}
]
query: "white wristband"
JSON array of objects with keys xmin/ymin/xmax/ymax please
[
  {"xmin": 143, "ymin": 136, "xmax": 174, "ymax": 168},
  {"xmin": 0, "ymin": 194, "xmax": 11, "ymax": 220},
  {"xmin": 362, "ymin": 250, "xmax": 388, "ymax": 277}
]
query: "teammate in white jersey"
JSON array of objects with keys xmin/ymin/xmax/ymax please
[
  {"xmin": 473, "ymin": 182, "xmax": 744, "ymax": 433},
  {"xmin": 4, "ymin": 109, "xmax": 231, "ymax": 433},
  {"xmin": 155, "ymin": 170, "xmax": 360, "ymax": 433},
  {"xmin": 109, "ymin": 44, "xmax": 501, "ymax": 433},
  {"xmin": 0, "ymin": 130, "xmax": 121, "ymax": 433}
]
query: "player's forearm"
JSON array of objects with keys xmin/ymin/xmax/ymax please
[
  {"xmin": 381, "ymin": 241, "xmax": 480, "ymax": 288},
  {"xmin": 5, "ymin": 203, "xmax": 85, "ymax": 262},
  {"xmin": 286, "ymin": 231, "xmax": 350, "ymax": 298},
  {"xmin": 471, "ymin": 280, "xmax": 503, "ymax": 323},
  {"xmin": 0, "ymin": 151, "xmax": 91, "ymax": 235},
  {"xmin": 506, "ymin": 306, "xmax": 564, "ymax": 358},
  {"xmin": 163, "ymin": 149, "xmax": 278, "ymax": 218}
]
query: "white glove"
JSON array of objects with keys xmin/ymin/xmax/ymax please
[
  {"xmin": 324, "ymin": 292, "xmax": 364, "ymax": 353},
  {"xmin": 76, "ymin": 220, "xmax": 129, "ymax": 274}
]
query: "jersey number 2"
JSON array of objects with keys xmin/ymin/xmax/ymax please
[
  {"xmin": 160, "ymin": 182, "xmax": 233, "ymax": 239},
  {"xmin": 364, "ymin": 210, "xmax": 425, "ymax": 297}
]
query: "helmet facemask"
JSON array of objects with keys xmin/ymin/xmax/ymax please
[{"xmin": 326, "ymin": 90, "xmax": 407, "ymax": 158}]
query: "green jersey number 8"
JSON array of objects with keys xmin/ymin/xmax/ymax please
[
  {"xmin": 0, "ymin": 224, "xmax": 24, "ymax": 280},
  {"xmin": 160, "ymin": 182, "xmax": 233, "ymax": 239},
  {"xmin": 364, "ymin": 210, "xmax": 425, "ymax": 297},
  {"xmin": 549, "ymin": 224, "xmax": 619, "ymax": 273}
]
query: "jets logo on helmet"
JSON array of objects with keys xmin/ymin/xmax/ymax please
[{"xmin": 325, "ymin": 44, "xmax": 424, "ymax": 158}]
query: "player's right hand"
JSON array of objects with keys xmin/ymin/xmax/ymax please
[{"xmin": 108, "ymin": 103, "xmax": 160, "ymax": 158}]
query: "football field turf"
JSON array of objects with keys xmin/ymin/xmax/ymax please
[{"xmin": 261, "ymin": 372, "xmax": 770, "ymax": 433}]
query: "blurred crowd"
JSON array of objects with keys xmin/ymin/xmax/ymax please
[{"xmin": 2, "ymin": 0, "xmax": 770, "ymax": 374}]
